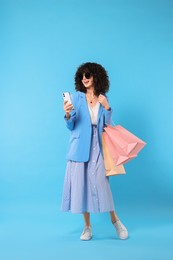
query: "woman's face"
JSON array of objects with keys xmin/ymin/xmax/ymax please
[{"xmin": 81, "ymin": 72, "xmax": 94, "ymax": 89}]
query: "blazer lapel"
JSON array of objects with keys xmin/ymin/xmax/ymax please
[
  {"xmin": 79, "ymin": 92, "xmax": 91, "ymax": 123},
  {"xmin": 97, "ymin": 104, "xmax": 103, "ymax": 125}
]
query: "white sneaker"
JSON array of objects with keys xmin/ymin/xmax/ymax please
[
  {"xmin": 113, "ymin": 220, "xmax": 128, "ymax": 240},
  {"xmin": 80, "ymin": 226, "xmax": 92, "ymax": 241}
]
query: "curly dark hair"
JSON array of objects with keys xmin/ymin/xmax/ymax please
[{"xmin": 74, "ymin": 62, "xmax": 110, "ymax": 96}]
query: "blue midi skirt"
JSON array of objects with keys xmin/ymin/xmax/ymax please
[{"xmin": 61, "ymin": 125, "xmax": 115, "ymax": 213}]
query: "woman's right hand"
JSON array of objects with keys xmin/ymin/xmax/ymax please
[{"xmin": 64, "ymin": 101, "xmax": 73, "ymax": 119}]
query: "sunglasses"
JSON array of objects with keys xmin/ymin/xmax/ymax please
[{"xmin": 79, "ymin": 72, "xmax": 92, "ymax": 80}]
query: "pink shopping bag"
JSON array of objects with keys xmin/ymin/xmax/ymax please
[{"xmin": 103, "ymin": 124, "xmax": 146, "ymax": 165}]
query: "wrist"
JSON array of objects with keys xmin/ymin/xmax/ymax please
[
  {"xmin": 65, "ymin": 113, "xmax": 71, "ymax": 119},
  {"xmin": 104, "ymin": 106, "xmax": 111, "ymax": 111}
]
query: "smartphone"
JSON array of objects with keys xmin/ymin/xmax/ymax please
[{"xmin": 62, "ymin": 92, "xmax": 74, "ymax": 109}]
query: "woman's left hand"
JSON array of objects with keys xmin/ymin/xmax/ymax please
[{"xmin": 98, "ymin": 94, "xmax": 110, "ymax": 110}]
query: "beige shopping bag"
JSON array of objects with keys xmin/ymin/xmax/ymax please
[{"xmin": 102, "ymin": 134, "xmax": 126, "ymax": 176}]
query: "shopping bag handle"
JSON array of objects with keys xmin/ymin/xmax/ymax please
[{"xmin": 103, "ymin": 119, "xmax": 116, "ymax": 131}]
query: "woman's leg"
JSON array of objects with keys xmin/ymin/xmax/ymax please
[
  {"xmin": 110, "ymin": 211, "xmax": 119, "ymax": 224},
  {"xmin": 83, "ymin": 212, "xmax": 91, "ymax": 226},
  {"xmin": 80, "ymin": 212, "xmax": 92, "ymax": 240}
]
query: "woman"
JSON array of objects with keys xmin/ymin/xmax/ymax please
[{"xmin": 61, "ymin": 62, "xmax": 128, "ymax": 241}]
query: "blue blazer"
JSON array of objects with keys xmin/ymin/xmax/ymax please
[{"xmin": 64, "ymin": 91, "xmax": 112, "ymax": 162}]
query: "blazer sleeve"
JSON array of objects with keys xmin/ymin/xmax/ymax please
[
  {"xmin": 64, "ymin": 109, "xmax": 76, "ymax": 131},
  {"xmin": 104, "ymin": 107, "xmax": 113, "ymax": 125},
  {"xmin": 102, "ymin": 94, "xmax": 113, "ymax": 125}
]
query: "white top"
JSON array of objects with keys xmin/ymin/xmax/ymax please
[{"xmin": 88, "ymin": 102, "xmax": 100, "ymax": 125}]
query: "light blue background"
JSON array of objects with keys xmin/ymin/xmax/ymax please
[{"xmin": 0, "ymin": 0, "xmax": 173, "ymax": 259}]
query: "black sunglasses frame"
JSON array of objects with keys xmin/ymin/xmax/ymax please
[{"xmin": 79, "ymin": 72, "xmax": 93, "ymax": 80}]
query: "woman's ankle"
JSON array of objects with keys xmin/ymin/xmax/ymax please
[
  {"xmin": 110, "ymin": 211, "xmax": 119, "ymax": 224},
  {"xmin": 84, "ymin": 224, "xmax": 91, "ymax": 227}
]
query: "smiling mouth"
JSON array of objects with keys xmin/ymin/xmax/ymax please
[{"xmin": 83, "ymin": 80, "xmax": 89, "ymax": 84}]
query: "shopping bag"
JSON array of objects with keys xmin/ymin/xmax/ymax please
[
  {"xmin": 103, "ymin": 124, "xmax": 146, "ymax": 166},
  {"xmin": 102, "ymin": 135, "xmax": 126, "ymax": 176}
]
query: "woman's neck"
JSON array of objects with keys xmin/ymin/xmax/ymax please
[{"xmin": 86, "ymin": 87, "xmax": 94, "ymax": 96}]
